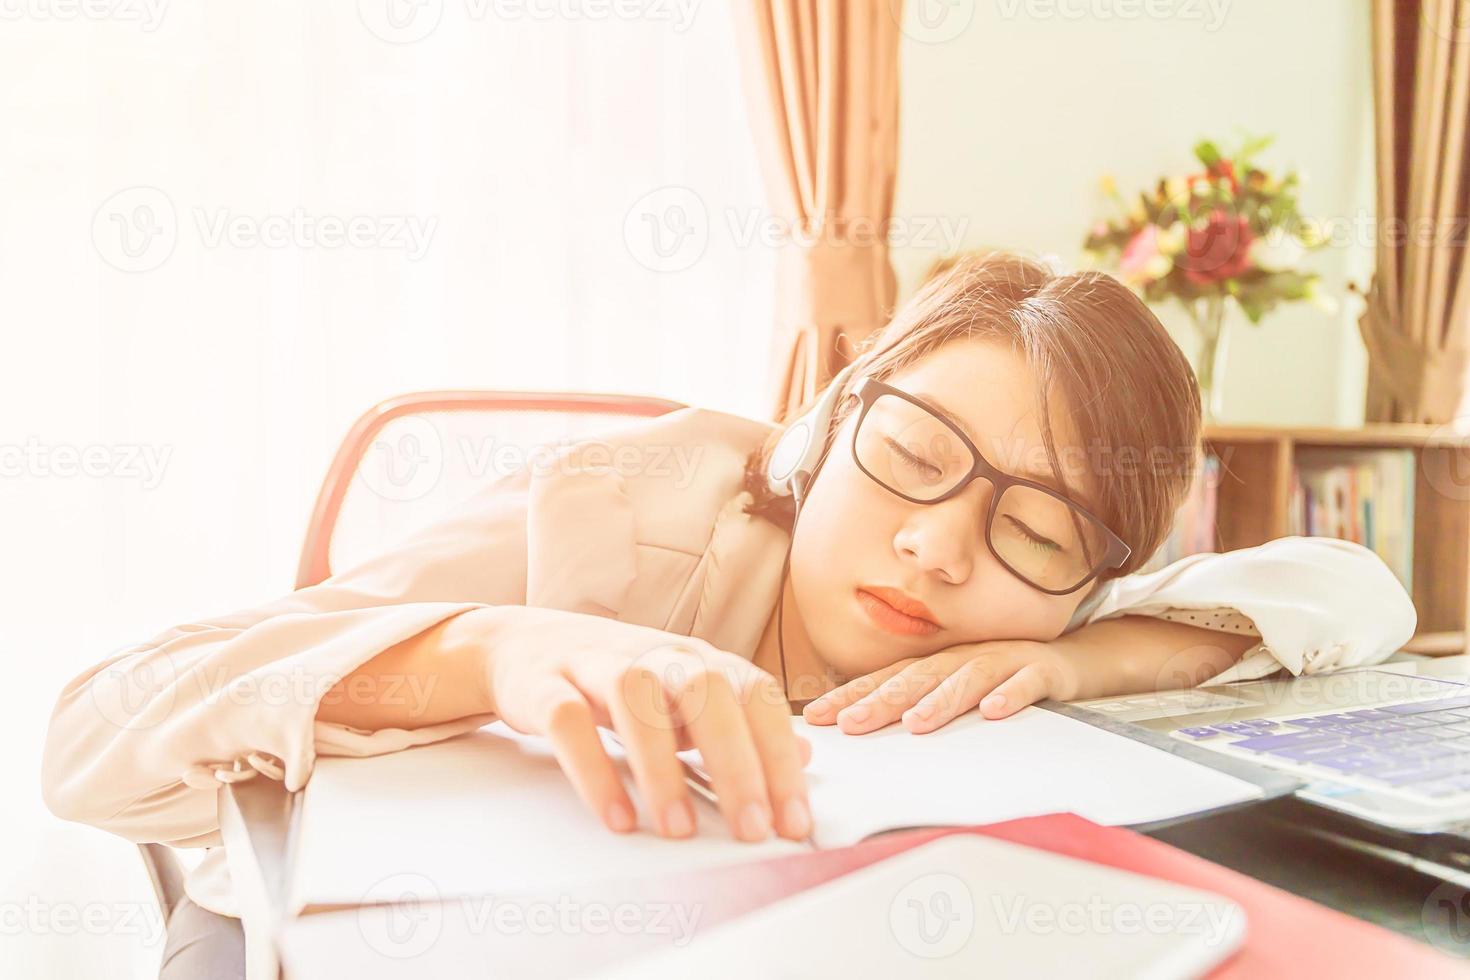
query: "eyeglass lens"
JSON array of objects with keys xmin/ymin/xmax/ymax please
[{"xmin": 853, "ymin": 392, "xmax": 1107, "ymax": 591}]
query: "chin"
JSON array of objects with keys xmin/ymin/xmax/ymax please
[{"xmin": 825, "ymin": 613, "xmax": 937, "ymax": 676}]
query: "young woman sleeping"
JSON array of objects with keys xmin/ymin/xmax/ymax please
[{"xmin": 42, "ymin": 251, "xmax": 1416, "ymax": 924}]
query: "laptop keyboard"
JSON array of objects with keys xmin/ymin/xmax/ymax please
[{"xmin": 1173, "ymin": 694, "xmax": 1470, "ymax": 802}]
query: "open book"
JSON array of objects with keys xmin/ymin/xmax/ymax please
[{"xmin": 285, "ymin": 707, "xmax": 1263, "ymax": 913}]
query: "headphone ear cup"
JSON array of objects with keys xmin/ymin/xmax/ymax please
[
  {"xmin": 766, "ymin": 419, "xmax": 814, "ymax": 496},
  {"xmin": 764, "ymin": 363, "xmax": 860, "ymax": 499}
]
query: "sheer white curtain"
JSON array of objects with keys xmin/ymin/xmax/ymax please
[{"xmin": 0, "ymin": 5, "xmax": 772, "ymax": 976}]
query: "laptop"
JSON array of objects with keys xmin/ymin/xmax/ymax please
[
  {"xmin": 1064, "ymin": 654, "xmax": 1470, "ymax": 865},
  {"xmin": 590, "ymin": 834, "xmax": 1246, "ymax": 980}
]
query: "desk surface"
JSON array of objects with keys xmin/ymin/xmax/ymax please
[{"xmin": 225, "ymin": 778, "xmax": 1470, "ymax": 971}]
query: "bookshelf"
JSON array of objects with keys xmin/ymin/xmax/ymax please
[{"xmin": 1201, "ymin": 423, "xmax": 1470, "ymax": 657}]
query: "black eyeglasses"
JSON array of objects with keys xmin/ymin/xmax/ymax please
[{"xmin": 845, "ymin": 376, "xmax": 1131, "ymax": 595}]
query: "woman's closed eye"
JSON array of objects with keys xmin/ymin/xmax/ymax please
[
  {"xmin": 884, "ymin": 436, "xmax": 942, "ymax": 478},
  {"xmin": 1003, "ymin": 514, "xmax": 1062, "ymax": 553}
]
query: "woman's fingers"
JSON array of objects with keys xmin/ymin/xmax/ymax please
[
  {"xmin": 978, "ymin": 662, "xmax": 1056, "ymax": 719},
  {"xmin": 668, "ymin": 660, "xmax": 773, "ymax": 842},
  {"xmin": 801, "ymin": 658, "xmax": 917, "ymax": 725},
  {"xmin": 739, "ymin": 670, "xmax": 813, "ymax": 840},
  {"xmin": 532, "ymin": 676, "xmax": 637, "ymax": 834},
  {"xmin": 795, "ymin": 733, "xmax": 812, "ymax": 768},
  {"xmin": 902, "ymin": 657, "xmax": 1052, "ymax": 733},
  {"xmin": 834, "ymin": 656, "xmax": 963, "ymax": 735},
  {"xmin": 603, "ymin": 662, "xmax": 697, "ymax": 839}
]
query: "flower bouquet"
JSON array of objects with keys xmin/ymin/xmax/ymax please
[{"xmin": 1082, "ymin": 135, "xmax": 1334, "ymax": 420}]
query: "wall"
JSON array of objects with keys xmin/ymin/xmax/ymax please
[{"xmin": 891, "ymin": 0, "xmax": 1377, "ymax": 427}]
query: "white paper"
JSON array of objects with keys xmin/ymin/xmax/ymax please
[
  {"xmin": 787, "ymin": 708, "xmax": 1261, "ymax": 848},
  {"xmin": 287, "ymin": 722, "xmax": 805, "ymax": 912},
  {"xmin": 288, "ymin": 708, "xmax": 1260, "ymax": 911}
]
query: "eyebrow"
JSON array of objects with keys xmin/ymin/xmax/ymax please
[{"xmin": 909, "ymin": 389, "xmax": 1078, "ymax": 499}]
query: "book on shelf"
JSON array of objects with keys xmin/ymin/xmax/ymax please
[
  {"xmin": 1140, "ymin": 452, "xmax": 1221, "ymax": 574},
  {"xmin": 1290, "ymin": 447, "xmax": 1415, "ymax": 593}
]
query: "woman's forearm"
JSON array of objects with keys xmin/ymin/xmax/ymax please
[
  {"xmin": 316, "ymin": 607, "xmax": 497, "ymax": 730},
  {"xmin": 1050, "ymin": 614, "xmax": 1261, "ymax": 701}
]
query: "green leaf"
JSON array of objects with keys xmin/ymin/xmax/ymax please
[
  {"xmin": 1236, "ymin": 133, "xmax": 1275, "ymax": 162},
  {"xmin": 1194, "ymin": 140, "xmax": 1223, "ymax": 167}
]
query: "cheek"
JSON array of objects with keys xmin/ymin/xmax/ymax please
[
  {"xmin": 786, "ymin": 451, "xmax": 907, "ymax": 668},
  {"xmin": 941, "ymin": 576, "xmax": 1082, "ymax": 644}
]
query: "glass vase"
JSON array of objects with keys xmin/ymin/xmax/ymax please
[{"xmin": 1187, "ymin": 296, "xmax": 1229, "ymax": 424}]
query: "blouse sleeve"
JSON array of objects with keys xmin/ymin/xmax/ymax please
[
  {"xmin": 41, "ymin": 468, "xmax": 559, "ymax": 848},
  {"xmin": 1064, "ymin": 536, "xmax": 1418, "ymax": 685}
]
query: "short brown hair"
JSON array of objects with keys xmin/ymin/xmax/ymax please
[{"xmin": 741, "ymin": 250, "xmax": 1201, "ymax": 581}]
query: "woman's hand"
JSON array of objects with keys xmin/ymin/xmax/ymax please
[
  {"xmin": 481, "ymin": 609, "xmax": 813, "ymax": 844},
  {"xmin": 801, "ymin": 639, "xmax": 1081, "ymax": 735}
]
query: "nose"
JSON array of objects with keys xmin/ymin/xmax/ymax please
[{"xmin": 892, "ymin": 478, "xmax": 993, "ymax": 586}]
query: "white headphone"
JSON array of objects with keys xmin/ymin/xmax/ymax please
[{"xmin": 764, "ymin": 362, "xmax": 859, "ymax": 506}]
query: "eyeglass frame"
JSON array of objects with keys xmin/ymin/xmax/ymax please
[{"xmin": 843, "ymin": 375, "xmax": 1133, "ymax": 596}]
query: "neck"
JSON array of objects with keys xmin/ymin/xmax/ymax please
[{"xmin": 752, "ymin": 566, "xmax": 844, "ymax": 711}]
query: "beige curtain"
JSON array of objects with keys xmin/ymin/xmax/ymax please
[
  {"xmin": 731, "ymin": 0, "xmax": 903, "ymax": 421},
  {"xmin": 1359, "ymin": 0, "xmax": 1470, "ymax": 423}
]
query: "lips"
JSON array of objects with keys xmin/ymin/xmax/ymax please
[{"xmin": 856, "ymin": 586, "xmax": 941, "ymax": 636}]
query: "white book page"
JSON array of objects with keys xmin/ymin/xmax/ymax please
[
  {"xmin": 786, "ymin": 707, "xmax": 1261, "ymax": 848},
  {"xmin": 287, "ymin": 722, "xmax": 805, "ymax": 913},
  {"xmin": 288, "ymin": 707, "xmax": 1259, "ymax": 911}
]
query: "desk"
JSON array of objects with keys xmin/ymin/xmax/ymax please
[
  {"xmin": 223, "ymin": 654, "xmax": 1470, "ymax": 976},
  {"xmin": 221, "ymin": 776, "xmax": 1470, "ymax": 978}
]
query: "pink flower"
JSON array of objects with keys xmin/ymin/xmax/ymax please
[{"xmin": 1119, "ymin": 226, "xmax": 1161, "ymax": 284}]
